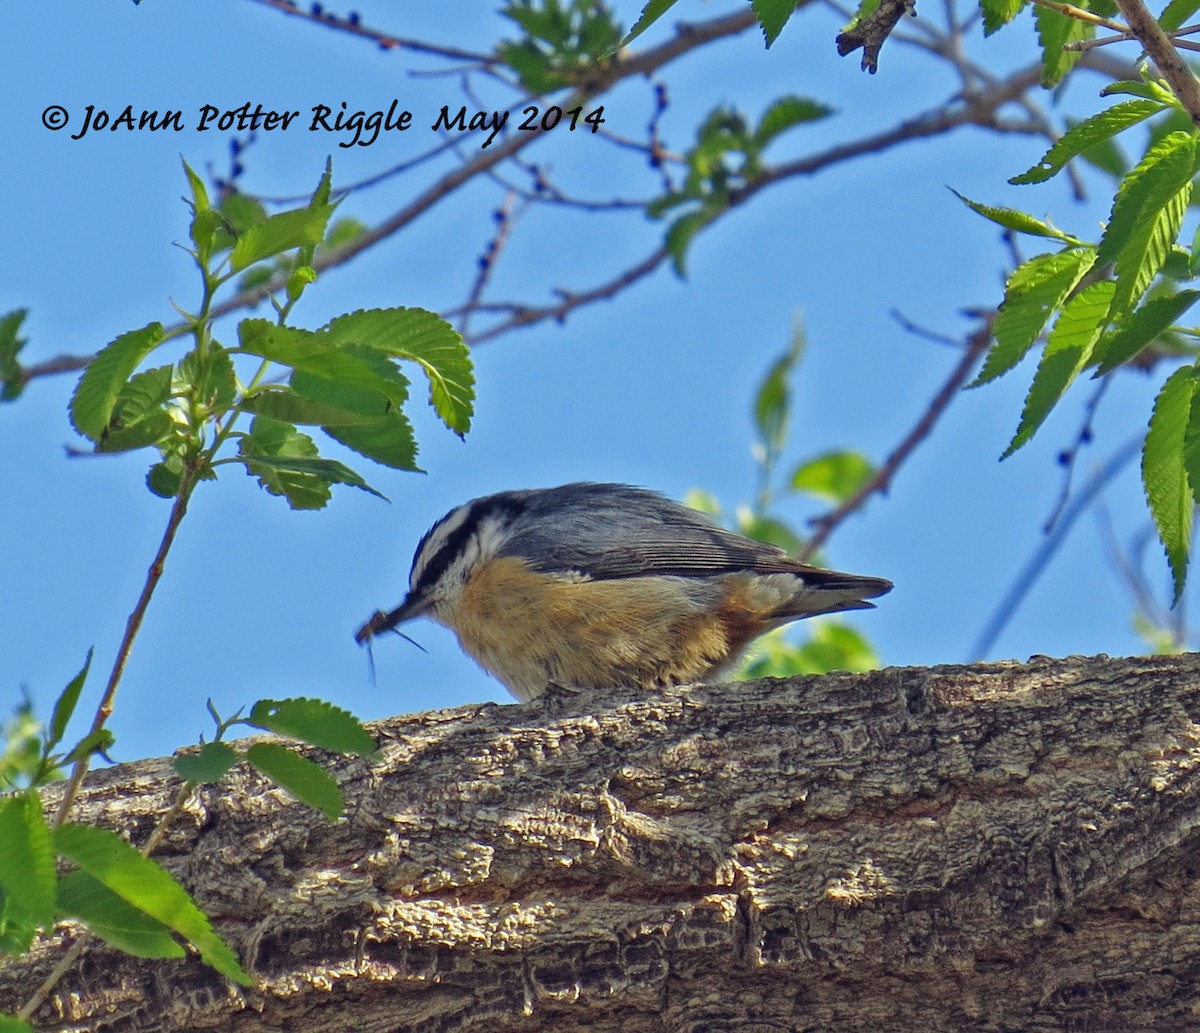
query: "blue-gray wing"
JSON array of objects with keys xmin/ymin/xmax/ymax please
[{"xmin": 498, "ymin": 483, "xmax": 891, "ymax": 598}]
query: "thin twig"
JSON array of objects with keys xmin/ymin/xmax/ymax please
[
  {"xmin": 53, "ymin": 465, "xmax": 197, "ymax": 828},
  {"xmin": 800, "ymin": 319, "xmax": 994, "ymax": 561},
  {"xmin": 1112, "ymin": 0, "xmax": 1200, "ymax": 124},
  {"xmin": 968, "ymin": 435, "xmax": 1143, "ymax": 660}
]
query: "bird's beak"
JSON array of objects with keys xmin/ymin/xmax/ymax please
[{"xmin": 354, "ymin": 593, "xmax": 432, "ymax": 645}]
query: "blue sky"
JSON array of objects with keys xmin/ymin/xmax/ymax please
[{"xmin": 1, "ymin": 1, "xmax": 1173, "ymax": 762}]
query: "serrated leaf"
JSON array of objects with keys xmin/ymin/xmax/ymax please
[
  {"xmin": 147, "ymin": 455, "xmax": 184, "ymax": 498},
  {"xmin": 230, "ymin": 205, "xmax": 336, "ymax": 272},
  {"xmin": 1097, "ymin": 131, "xmax": 1199, "ymax": 319},
  {"xmin": 1161, "ymin": 0, "xmax": 1200, "ymax": 31},
  {"xmin": 754, "ymin": 96, "xmax": 833, "ymax": 148},
  {"xmin": 1144, "ymin": 365, "xmax": 1195, "ymax": 601},
  {"xmin": 173, "ymin": 742, "xmax": 239, "ymax": 783},
  {"xmin": 54, "ymin": 823, "xmax": 251, "ymax": 985},
  {"xmin": 69, "ymin": 323, "xmax": 165, "ymax": 442},
  {"xmin": 241, "ymin": 386, "xmax": 389, "ymax": 427},
  {"xmin": 179, "ymin": 349, "xmax": 237, "ymax": 410},
  {"xmin": 974, "ymin": 248, "xmax": 1097, "ymax": 386},
  {"xmin": 249, "ymin": 698, "xmax": 377, "ymax": 756},
  {"xmin": 951, "ymin": 189, "xmax": 1081, "ymax": 242},
  {"xmin": 286, "ymin": 365, "xmax": 420, "ymax": 470},
  {"xmin": 1010, "ymin": 101, "xmax": 1165, "ymax": 185},
  {"xmin": 237, "ymin": 321, "xmax": 409, "ymax": 408},
  {"xmin": 621, "ymin": 0, "xmax": 680, "ymax": 46},
  {"xmin": 790, "ymin": 450, "xmax": 876, "ymax": 503},
  {"xmin": 1101, "ymin": 79, "xmax": 1176, "ymax": 102},
  {"xmin": 981, "ymin": 0, "xmax": 1027, "ymax": 34},
  {"xmin": 0, "ymin": 793, "xmax": 56, "ymax": 934},
  {"xmin": 1095, "ymin": 290, "xmax": 1200, "ymax": 374},
  {"xmin": 181, "ymin": 159, "xmax": 210, "ymax": 213},
  {"xmin": 1004, "ymin": 280, "xmax": 1115, "ymax": 457},
  {"xmin": 98, "ymin": 364, "xmax": 175, "ymax": 454},
  {"xmin": 321, "ymin": 309, "xmax": 474, "ymax": 436},
  {"xmin": 1035, "ymin": 4, "xmax": 1090, "ymax": 87},
  {"xmin": 238, "ymin": 417, "xmax": 382, "ymax": 509},
  {"xmin": 0, "ymin": 308, "xmax": 28, "ymax": 402},
  {"xmin": 245, "ymin": 743, "xmax": 343, "ymax": 820},
  {"xmin": 57, "ymin": 871, "xmax": 185, "ymax": 959},
  {"xmin": 48, "ymin": 648, "xmax": 93, "ymax": 750},
  {"xmin": 752, "ymin": 0, "xmax": 800, "ymax": 45}
]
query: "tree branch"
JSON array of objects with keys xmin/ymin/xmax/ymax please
[{"xmin": 7, "ymin": 654, "xmax": 1200, "ymax": 1031}]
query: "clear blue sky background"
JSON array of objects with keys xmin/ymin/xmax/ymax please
[{"xmin": 1, "ymin": 1, "xmax": 1175, "ymax": 763}]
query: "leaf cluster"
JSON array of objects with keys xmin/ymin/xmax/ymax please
[
  {"xmin": 60, "ymin": 161, "xmax": 473, "ymax": 510},
  {"xmin": 962, "ymin": 77, "xmax": 1200, "ymax": 599},
  {"xmin": 690, "ymin": 322, "xmax": 882, "ymax": 676},
  {"xmin": 499, "ymin": 0, "xmax": 623, "ymax": 93},
  {"xmin": 648, "ymin": 97, "xmax": 833, "ymax": 275}
]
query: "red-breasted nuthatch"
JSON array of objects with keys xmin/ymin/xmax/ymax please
[{"xmin": 355, "ymin": 483, "xmax": 892, "ymax": 701}]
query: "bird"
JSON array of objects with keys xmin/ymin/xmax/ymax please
[{"xmin": 355, "ymin": 482, "xmax": 891, "ymax": 701}]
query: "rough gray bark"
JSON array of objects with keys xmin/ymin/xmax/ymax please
[{"xmin": 4, "ymin": 653, "xmax": 1200, "ymax": 1032}]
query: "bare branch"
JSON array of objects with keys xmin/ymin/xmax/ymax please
[{"xmin": 801, "ymin": 319, "xmax": 993, "ymax": 560}]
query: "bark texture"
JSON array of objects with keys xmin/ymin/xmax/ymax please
[{"xmin": 5, "ymin": 653, "xmax": 1200, "ymax": 1032}]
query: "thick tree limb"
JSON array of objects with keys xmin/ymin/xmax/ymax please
[{"xmin": 5, "ymin": 653, "xmax": 1200, "ymax": 1031}]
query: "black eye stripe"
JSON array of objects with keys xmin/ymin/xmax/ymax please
[{"xmin": 410, "ymin": 494, "xmax": 528, "ymax": 598}]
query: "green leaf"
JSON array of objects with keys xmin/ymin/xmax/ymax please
[
  {"xmin": 1035, "ymin": 4, "xmax": 1090, "ymax": 87},
  {"xmin": 1097, "ymin": 131, "xmax": 1199, "ymax": 319},
  {"xmin": 665, "ymin": 209, "xmax": 711, "ymax": 277},
  {"xmin": 48, "ymin": 648, "xmax": 93, "ymax": 750},
  {"xmin": 1095, "ymin": 290, "xmax": 1200, "ymax": 374},
  {"xmin": 981, "ymin": 0, "xmax": 1027, "ymax": 34},
  {"xmin": 62, "ymin": 728, "xmax": 115, "ymax": 765},
  {"xmin": 952, "ymin": 190, "xmax": 1082, "ymax": 242},
  {"xmin": 249, "ymin": 699, "xmax": 377, "ymax": 756},
  {"xmin": 621, "ymin": 0, "xmax": 680, "ymax": 45},
  {"xmin": 1161, "ymin": 0, "xmax": 1200, "ymax": 31},
  {"xmin": 237, "ymin": 321, "xmax": 410, "ymax": 408},
  {"xmin": 1004, "ymin": 280, "xmax": 1115, "ymax": 457},
  {"xmin": 147, "ymin": 455, "xmax": 184, "ymax": 499},
  {"xmin": 321, "ymin": 309, "xmax": 474, "ymax": 436},
  {"xmin": 1010, "ymin": 101, "xmax": 1165, "ymax": 185},
  {"xmin": 754, "ymin": 96, "xmax": 833, "ymax": 148},
  {"xmin": 752, "ymin": 0, "xmax": 801, "ymax": 45},
  {"xmin": 69, "ymin": 323, "xmax": 166, "ymax": 442},
  {"xmin": 242, "ymin": 386, "xmax": 388, "ymax": 427},
  {"xmin": 0, "ymin": 309, "xmax": 29, "ymax": 402},
  {"xmin": 173, "ymin": 742, "xmax": 239, "ymax": 783},
  {"xmin": 1144, "ymin": 365, "xmax": 1195, "ymax": 602},
  {"xmin": 57, "ymin": 871, "xmax": 185, "ymax": 959},
  {"xmin": 290, "ymin": 367, "xmax": 420, "ymax": 471},
  {"xmin": 0, "ymin": 1016, "xmax": 35, "ymax": 1033},
  {"xmin": 0, "ymin": 793, "xmax": 56, "ymax": 936},
  {"xmin": 973, "ymin": 248, "xmax": 1097, "ymax": 386},
  {"xmin": 54, "ymin": 823, "xmax": 251, "ymax": 985},
  {"xmin": 245, "ymin": 743, "xmax": 343, "ymax": 820},
  {"xmin": 182, "ymin": 159, "xmax": 210, "ymax": 214},
  {"xmin": 97, "ymin": 364, "xmax": 175, "ymax": 454},
  {"xmin": 230, "ymin": 204, "xmax": 336, "ymax": 272},
  {"xmin": 179, "ymin": 348, "xmax": 238, "ymax": 410},
  {"xmin": 754, "ymin": 328, "xmax": 804, "ymax": 460},
  {"xmin": 790, "ymin": 450, "xmax": 876, "ymax": 503},
  {"xmin": 238, "ymin": 417, "xmax": 383, "ymax": 509},
  {"xmin": 735, "ymin": 511, "xmax": 805, "ymax": 556},
  {"xmin": 1101, "ymin": 78, "xmax": 1177, "ymax": 103},
  {"xmin": 739, "ymin": 622, "xmax": 880, "ymax": 679}
]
